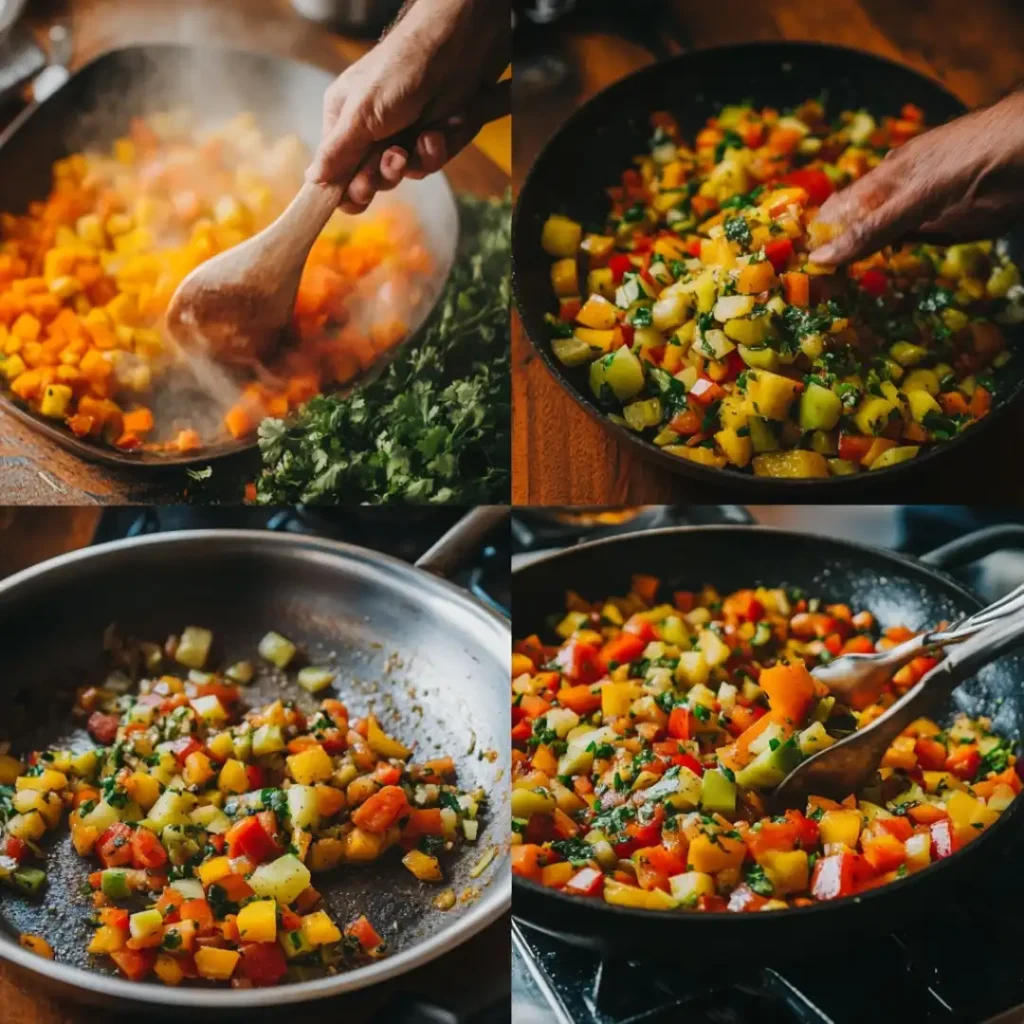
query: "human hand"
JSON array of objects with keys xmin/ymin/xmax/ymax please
[
  {"xmin": 810, "ymin": 90, "xmax": 1024, "ymax": 266},
  {"xmin": 306, "ymin": 0, "xmax": 509, "ymax": 214}
]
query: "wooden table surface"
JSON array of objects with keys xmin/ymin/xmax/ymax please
[
  {"xmin": 511, "ymin": 0, "xmax": 1024, "ymax": 504},
  {"xmin": 0, "ymin": 0, "xmax": 509, "ymax": 506}
]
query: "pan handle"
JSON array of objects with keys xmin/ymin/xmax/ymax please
[
  {"xmin": 919, "ymin": 525, "xmax": 1024, "ymax": 571},
  {"xmin": 415, "ymin": 506, "xmax": 510, "ymax": 580}
]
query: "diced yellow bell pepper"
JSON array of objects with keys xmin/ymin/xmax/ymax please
[
  {"xmin": 39, "ymin": 384, "xmax": 73, "ymax": 419},
  {"xmin": 688, "ymin": 833, "xmax": 746, "ymax": 873},
  {"xmin": 88, "ymin": 925, "xmax": 126, "ymax": 955},
  {"xmin": 541, "ymin": 215, "xmax": 583, "ymax": 258},
  {"xmin": 402, "ymin": 849, "xmax": 443, "ymax": 882},
  {"xmin": 759, "ymin": 849, "xmax": 809, "ymax": 895},
  {"xmin": 286, "ymin": 744, "xmax": 334, "ymax": 786},
  {"xmin": 218, "ymin": 758, "xmax": 248, "ymax": 794},
  {"xmin": 601, "ymin": 682, "xmax": 641, "ymax": 718},
  {"xmin": 237, "ymin": 899, "xmax": 277, "ymax": 943},
  {"xmin": 198, "ymin": 855, "xmax": 233, "ymax": 887},
  {"xmin": 16, "ymin": 770, "xmax": 66, "ymax": 793},
  {"xmin": 300, "ymin": 910, "xmax": 342, "ymax": 947},
  {"xmin": 194, "ymin": 946, "xmax": 241, "ymax": 980},
  {"xmin": 342, "ymin": 826, "xmax": 384, "ymax": 863},
  {"xmin": 604, "ymin": 878, "xmax": 678, "ymax": 910},
  {"xmin": 366, "ymin": 716, "xmax": 411, "ymax": 759},
  {"xmin": 124, "ymin": 771, "xmax": 161, "ymax": 811},
  {"xmin": 154, "ymin": 953, "xmax": 185, "ymax": 986},
  {"xmin": 819, "ymin": 809, "xmax": 862, "ymax": 848}
]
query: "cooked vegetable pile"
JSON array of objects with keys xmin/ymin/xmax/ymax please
[
  {"xmin": 255, "ymin": 193, "xmax": 511, "ymax": 505},
  {"xmin": 540, "ymin": 101, "xmax": 1023, "ymax": 477},
  {"xmin": 0, "ymin": 110, "xmax": 435, "ymax": 454},
  {"xmin": 511, "ymin": 577, "xmax": 1020, "ymax": 910},
  {"xmin": 0, "ymin": 625, "xmax": 485, "ymax": 986}
]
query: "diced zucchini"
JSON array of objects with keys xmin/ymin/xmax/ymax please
[
  {"xmin": 258, "ymin": 631, "xmax": 297, "ymax": 669},
  {"xmin": 552, "ymin": 336, "xmax": 596, "ymax": 367},
  {"xmin": 799, "ymin": 383, "xmax": 842, "ymax": 431}
]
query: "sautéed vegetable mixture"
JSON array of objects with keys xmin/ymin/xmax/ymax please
[
  {"xmin": 541, "ymin": 100, "xmax": 1023, "ymax": 477},
  {"xmin": 0, "ymin": 625, "xmax": 484, "ymax": 986},
  {"xmin": 511, "ymin": 577, "xmax": 1020, "ymax": 910}
]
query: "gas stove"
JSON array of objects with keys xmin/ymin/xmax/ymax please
[{"xmin": 511, "ymin": 505, "xmax": 1024, "ymax": 1024}]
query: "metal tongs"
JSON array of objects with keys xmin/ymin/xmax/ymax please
[{"xmin": 773, "ymin": 597, "xmax": 1024, "ymax": 810}]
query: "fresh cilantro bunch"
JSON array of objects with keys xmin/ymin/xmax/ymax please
[{"xmin": 255, "ymin": 193, "xmax": 511, "ymax": 504}]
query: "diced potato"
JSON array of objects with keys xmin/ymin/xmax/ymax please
[
  {"xmin": 175, "ymin": 626, "xmax": 213, "ymax": 669},
  {"xmin": 819, "ymin": 809, "xmax": 861, "ymax": 848},
  {"xmin": 252, "ymin": 724, "xmax": 286, "ymax": 756},
  {"xmin": 297, "ymin": 667, "xmax": 335, "ymax": 693},
  {"xmin": 249, "ymin": 854, "xmax": 312, "ymax": 905},
  {"xmin": 287, "ymin": 785, "xmax": 321, "ymax": 830},
  {"xmin": 190, "ymin": 694, "xmax": 227, "ymax": 725},
  {"xmin": 747, "ymin": 370, "xmax": 801, "ymax": 421},
  {"xmin": 668, "ymin": 871, "xmax": 714, "ymax": 906}
]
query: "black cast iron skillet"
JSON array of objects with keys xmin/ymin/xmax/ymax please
[
  {"xmin": 512, "ymin": 41, "xmax": 1024, "ymax": 497},
  {"xmin": 511, "ymin": 522, "xmax": 1024, "ymax": 959},
  {"xmin": 0, "ymin": 507, "xmax": 510, "ymax": 1011},
  {"xmin": 0, "ymin": 44, "xmax": 457, "ymax": 469}
]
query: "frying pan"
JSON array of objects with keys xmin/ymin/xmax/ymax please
[
  {"xmin": 0, "ymin": 506, "xmax": 510, "ymax": 1009},
  {"xmin": 512, "ymin": 42, "xmax": 1024, "ymax": 497},
  {"xmin": 0, "ymin": 44, "xmax": 459, "ymax": 468},
  {"xmin": 511, "ymin": 521, "xmax": 1024, "ymax": 958}
]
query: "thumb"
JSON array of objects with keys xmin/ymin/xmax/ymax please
[{"xmin": 306, "ymin": 101, "xmax": 375, "ymax": 187}]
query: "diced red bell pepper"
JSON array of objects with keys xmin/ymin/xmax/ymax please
[
  {"xmin": 876, "ymin": 816, "xmax": 915, "ymax": 842},
  {"xmin": 345, "ymin": 915, "xmax": 384, "ymax": 953},
  {"xmin": 598, "ymin": 633, "xmax": 647, "ymax": 671},
  {"xmin": 698, "ymin": 893, "xmax": 729, "ymax": 912},
  {"xmin": 622, "ymin": 614, "xmax": 658, "ymax": 642},
  {"xmin": 837, "ymin": 432, "xmax": 876, "ymax": 464},
  {"xmin": 861, "ymin": 832, "xmax": 906, "ymax": 873},
  {"xmin": 559, "ymin": 297, "xmax": 582, "ymax": 322},
  {"xmin": 130, "ymin": 827, "xmax": 168, "ymax": 870},
  {"xmin": 728, "ymin": 884, "xmax": 768, "ymax": 912},
  {"xmin": 672, "ymin": 752, "xmax": 704, "ymax": 777},
  {"xmin": 556, "ymin": 684, "xmax": 602, "ymax": 716},
  {"xmin": 4, "ymin": 837, "xmax": 26, "ymax": 864},
  {"xmin": 639, "ymin": 844, "xmax": 687, "ymax": 878},
  {"xmin": 608, "ymin": 254, "xmax": 633, "ymax": 284},
  {"xmin": 237, "ymin": 942, "xmax": 289, "ymax": 986},
  {"xmin": 841, "ymin": 635, "xmax": 875, "ymax": 655},
  {"xmin": 914, "ymin": 738, "xmax": 948, "ymax": 771},
  {"xmin": 858, "ymin": 268, "xmax": 889, "ymax": 297},
  {"xmin": 97, "ymin": 822, "xmax": 135, "ymax": 868},
  {"xmin": 669, "ymin": 408, "xmax": 702, "ymax": 435},
  {"xmin": 929, "ymin": 818, "xmax": 960, "ymax": 860},
  {"xmin": 667, "ymin": 707, "xmax": 694, "ymax": 741},
  {"xmin": 225, "ymin": 815, "xmax": 282, "ymax": 864},
  {"xmin": 193, "ymin": 681, "xmax": 240, "ymax": 706},
  {"xmin": 511, "ymin": 720, "xmax": 533, "ymax": 744},
  {"xmin": 564, "ymin": 867, "xmax": 604, "ymax": 897},
  {"xmin": 688, "ymin": 377, "xmax": 725, "ymax": 406},
  {"xmin": 245, "ymin": 763, "xmax": 267, "ymax": 791},
  {"xmin": 555, "ymin": 640, "xmax": 603, "ymax": 684},
  {"xmin": 744, "ymin": 810, "xmax": 817, "ymax": 858},
  {"xmin": 810, "ymin": 851, "xmax": 862, "ymax": 900},
  {"xmin": 945, "ymin": 744, "xmax": 981, "ymax": 781},
  {"xmin": 781, "ymin": 168, "xmax": 834, "ymax": 207},
  {"xmin": 170, "ymin": 736, "xmax": 203, "ymax": 765},
  {"xmin": 683, "ymin": 237, "xmax": 702, "ymax": 257},
  {"xmin": 763, "ymin": 237, "xmax": 794, "ymax": 273},
  {"xmin": 86, "ymin": 711, "xmax": 121, "ymax": 745},
  {"xmin": 110, "ymin": 948, "xmax": 156, "ymax": 982}
]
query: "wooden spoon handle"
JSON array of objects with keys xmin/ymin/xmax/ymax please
[{"xmin": 268, "ymin": 181, "xmax": 345, "ymax": 257}]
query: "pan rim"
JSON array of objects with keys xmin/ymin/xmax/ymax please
[
  {"xmin": 0, "ymin": 528, "xmax": 511, "ymax": 1007},
  {"xmin": 0, "ymin": 42, "xmax": 459, "ymax": 472},
  {"xmin": 511, "ymin": 39, "xmax": 1024, "ymax": 493},
  {"xmin": 510, "ymin": 522, "xmax": 1024, "ymax": 925}
]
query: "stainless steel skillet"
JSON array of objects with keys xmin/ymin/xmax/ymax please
[{"xmin": 0, "ymin": 506, "xmax": 510, "ymax": 1010}]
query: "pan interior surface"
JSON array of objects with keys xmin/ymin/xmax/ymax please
[
  {"xmin": 512, "ymin": 42, "xmax": 1024, "ymax": 488},
  {"xmin": 0, "ymin": 45, "xmax": 458, "ymax": 468},
  {"xmin": 0, "ymin": 531, "xmax": 509, "ymax": 1006}
]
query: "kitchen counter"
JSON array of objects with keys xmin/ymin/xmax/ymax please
[
  {"xmin": 511, "ymin": 0, "xmax": 1024, "ymax": 504},
  {"xmin": 0, "ymin": 0, "xmax": 509, "ymax": 506}
]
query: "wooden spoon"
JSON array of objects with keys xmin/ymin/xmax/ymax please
[{"xmin": 166, "ymin": 181, "xmax": 344, "ymax": 364}]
